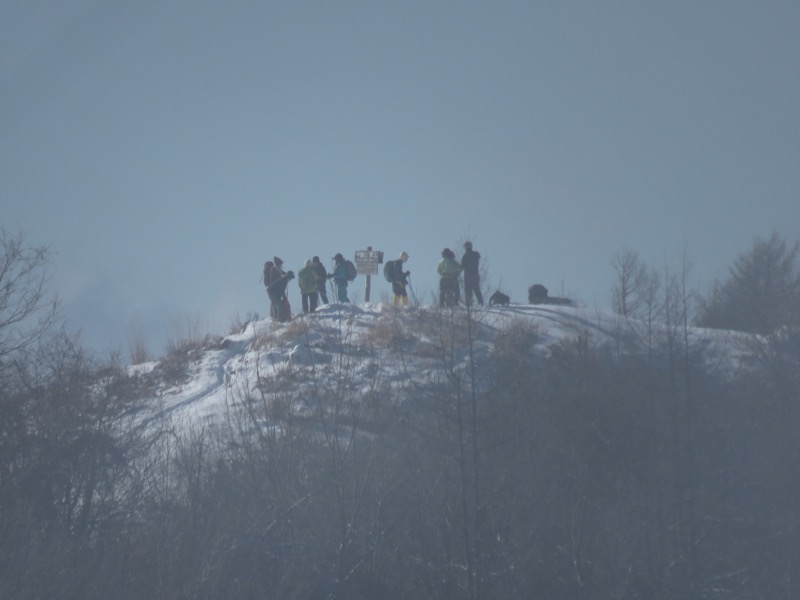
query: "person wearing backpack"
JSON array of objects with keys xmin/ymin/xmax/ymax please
[
  {"xmin": 329, "ymin": 253, "xmax": 350, "ymax": 303},
  {"xmin": 383, "ymin": 251, "xmax": 410, "ymax": 306},
  {"xmin": 269, "ymin": 256, "xmax": 285, "ymax": 283},
  {"xmin": 297, "ymin": 260, "xmax": 319, "ymax": 314},
  {"xmin": 461, "ymin": 241, "xmax": 483, "ymax": 306},
  {"xmin": 437, "ymin": 248, "xmax": 462, "ymax": 308},
  {"xmin": 262, "ymin": 260, "xmax": 274, "ymax": 288},
  {"xmin": 266, "ymin": 256, "xmax": 286, "ymax": 319},
  {"xmin": 311, "ymin": 256, "xmax": 329, "ymax": 305},
  {"xmin": 267, "ymin": 270, "xmax": 295, "ymax": 322}
]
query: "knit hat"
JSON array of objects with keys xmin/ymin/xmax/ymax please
[{"xmin": 400, "ymin": 251, "xmax": 409, "ymax": 261}]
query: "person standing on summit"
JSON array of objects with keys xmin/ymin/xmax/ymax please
[
  {"xmin": 461, "ymin": 241, "xmax": 483, "ymax": 306},
  {"xmin": 311, "ymin": 256, "xmax": 329, "ymax": 305},
  {"xmin": 388, "ymin": 251, "xmax": 411, "ymax": 306},
  {"xmin": 267, "ymin": 256, "xmax": 286, "ymax": 319},
  {"xmin": 297, "ymin": 260, "xmax": 319, "ymax": 314},
  {"xmin": 267, "ymin": 269, "xmax": 294, "ymax": 322},
  {"xmin": 437, "ymin": 248, "xmax": 462, "ymax": 308},
  {"xmin": 329, "ymin": 253, "xmax": 350, "ymax": 303}
]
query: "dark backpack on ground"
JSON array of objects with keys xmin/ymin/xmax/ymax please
[
  {"xmin": 345, "ymin": 260, "xmax": 357, "ymax": 281},
  {"xmin": 528, "ymin": 284, "xmax": 548, "ymax": 304},
  {"xmin": 383, "ymin": 260, "xmax": 396, "ymax": 283},
  {"xmin": 489, "ymin": 290, "xmax": 510, "ymax": 306}
]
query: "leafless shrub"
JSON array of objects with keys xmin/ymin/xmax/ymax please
[
  {"xmin": 228, "ymin": 310, "xmax": 259, "ymax": 335},
  {"xmin": 166, "ymin": 315, "xmax": 208, "ymax": 355}
]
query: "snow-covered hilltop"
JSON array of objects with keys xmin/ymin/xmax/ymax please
[{"xmin": 132, "ymin": 301, "xmax": 759, "ymax": 430}]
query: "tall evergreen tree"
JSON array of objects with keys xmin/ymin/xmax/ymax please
[{"xmin": 697, "ymin": 232, "xmax": 800, "ymax": 334}]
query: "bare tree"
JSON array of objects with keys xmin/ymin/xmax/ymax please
[
  {"xmin": 0, "ymin": 228, "xmax": 59, "ymax": 369},
  {"xmin": 611, "ymin": 248, "xmax": 660, "ymax": 320}
]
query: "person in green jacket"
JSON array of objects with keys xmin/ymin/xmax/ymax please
[
  {"xmin": 297, "ymin": 260, "xmax": 319, "ymax": 314},
  {"xmin": 437, "ymin": 248, "xmax": 462, "ymax": 307}
]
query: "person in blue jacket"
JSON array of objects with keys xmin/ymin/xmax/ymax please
[{"xmin": 328, "ymin": 253, "xmax": 350, "ymax": 303}]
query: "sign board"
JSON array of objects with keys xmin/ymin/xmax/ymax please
[{"xmin": 354, "ymin": 249, "xmax": 383, "ymax": 276}]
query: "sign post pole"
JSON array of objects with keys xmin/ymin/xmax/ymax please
[
  {"xmin": 365, "ymin": 247, "xmax": 372, "ymax": 302},
  {"xmin": 354, "ymin": 247, "xmax": 383, "ymax": 303}
]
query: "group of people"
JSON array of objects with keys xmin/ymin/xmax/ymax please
[
  {"xmin": 262, "ymin": 241, "xmax": 485, "ymax": 322},
  {"xmin": 263, "ymin": 253, "xmax": 355, "ymax": 322},
  {"xmin": 263, "ymin": 255, "xmax": 322, "ymax": 322},
  {"xmin": 435, "ymin": 241, "xmax": 483, "ymax": 308}
]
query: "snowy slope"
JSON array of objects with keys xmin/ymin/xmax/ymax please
[{"xmin": 132, "ymin": 301, "xmax": 759, "ymax": 430}]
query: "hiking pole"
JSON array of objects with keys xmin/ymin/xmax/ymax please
[
  {"xmin": 407, "ymin": 274, "xmax": 419, "ymax": 307},
  {"xmin": 328, "ymin": 277, "xmax": 337, "ymax": 305}
]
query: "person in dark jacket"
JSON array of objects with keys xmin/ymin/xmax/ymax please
[
  {"xmin": 461, "ymin": 241, "xmax": 483, "ymax": 306},
  {"xmin": 262, "ymin": 260, "xmax": 274, "ymax": 288},
  {"xmin": 389, "ymin": 251, "xmax": 411, "ymax": 306},
  {"xmin": 269, "ymin": 256, "xmax": 285, "ymax": 283},
  {"xmin": 267, "ymin": 270, "xmax": 295, "ymax": 322},
  {"xmin": 329, "ymin": 253, "xmax": 350, "ymax": 303},
  {"xmin": 312, "ymin": 256, "xmax": 329, "ymax": 304},
  {"xmin": 267, "ymin": 256, "xmax": 286, "ymax": 319}
]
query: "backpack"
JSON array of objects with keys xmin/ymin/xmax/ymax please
[
  {"xmin": 263, "ymin": 261, "xmax": 274, "ymax": 287},
  {"xmin": 345, "ymin": 260, "xmax": 357, "ymax": 281},
  {"xmin": 383, "ymin": 260, "xmax": 396, "ymax": 283},
  {"xmin": 528, "ymin": 284, "xmax": 548, "ymax": 303}
]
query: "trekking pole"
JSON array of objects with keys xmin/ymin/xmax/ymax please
[
  {"xmin": 328, "ymin": 277, "xmax": 337, "ymax": 304},
  {"xmin": 407, "ymin": 275, "xmax": 419, "ymax": 307}
]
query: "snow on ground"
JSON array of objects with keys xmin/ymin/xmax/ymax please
[{"xmin": 133, "ymin": 301, "xmax": 759, "ymax": 430}]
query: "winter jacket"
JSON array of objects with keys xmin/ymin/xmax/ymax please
[
  {"xmin": 312, "ymin": 261, "xmax": 328, "ymax": 290},
  {"xmin": 332, "ymin": 262, "xmax": 349, "ymax": 284},
  {"xmin": 389, "ymin": 260, "xmax": 408, "ymax": 285},
  {"xmin": 297, "ymin": 266, "xmax": 318, "ymax": 294},
  {"xmin": 263, "ymin": 262, "xmax": 274, "ymax": 287},
  {"xmin": 267, "ymin": 272, "xmax": 294, "ymax": 298},
  {"xmin": 437, "ymin": 257, "xmax": 462, "ymax": 278},
  {"xmin": 461, "ymin": 249, "xmax": 480, "ymax": 280},
  {"xmin": 269, "ymin": 265, "xmax": 285, "ymax": 286}
]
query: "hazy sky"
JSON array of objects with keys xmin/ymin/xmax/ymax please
[{"xmin": 3, "ymin": 1, "xmax": 799, "ymax": 357}]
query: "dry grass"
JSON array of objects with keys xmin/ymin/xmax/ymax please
[
  {"xmin": 492, "ymin": 319, "xmax": 542, "ymax": 357},
  {"xmin": 359, "ymin": 314, "xmax": 414, "ymax": 350}
]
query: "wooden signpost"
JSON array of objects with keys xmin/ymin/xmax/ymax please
[{"xmin": 354, "ymin": 247, "xmax": 384, "ymax": 302}]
